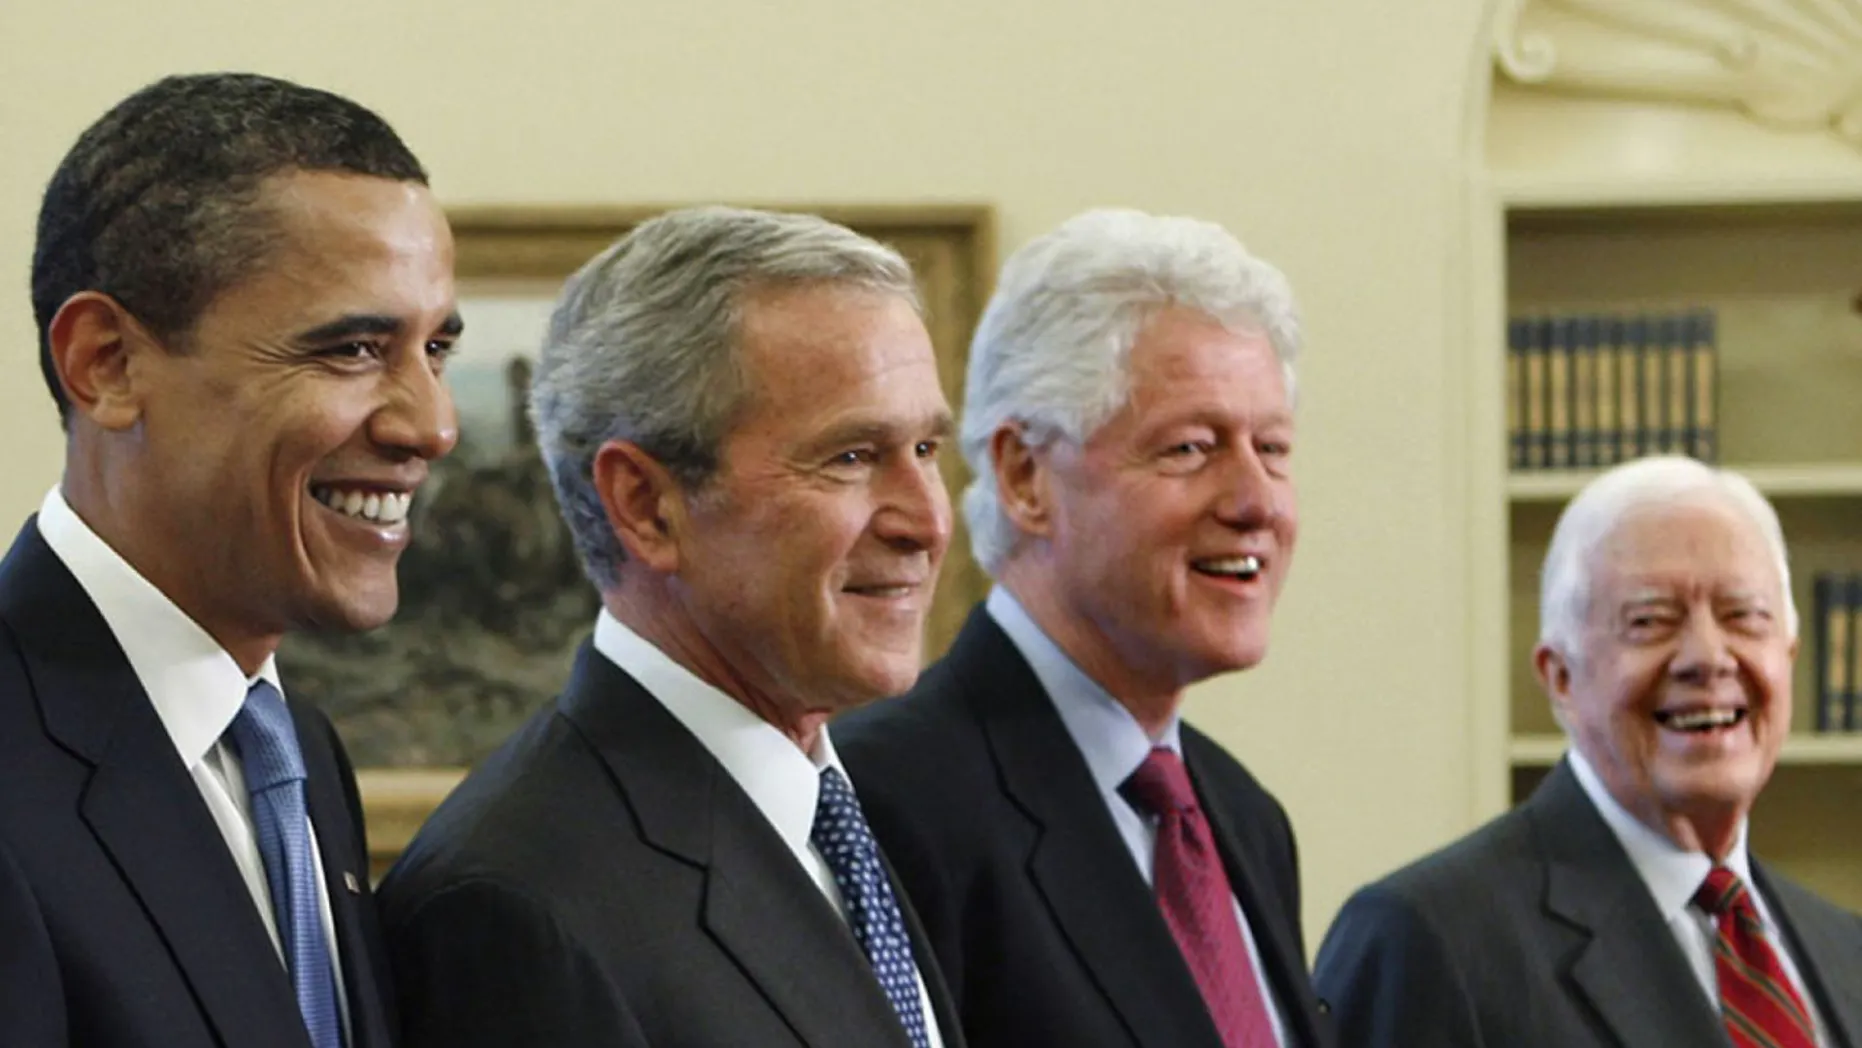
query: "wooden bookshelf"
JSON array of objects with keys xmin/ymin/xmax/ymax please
[
  {"xmin": 1508, "ymin": 734, "xmax": 1862, "ymax": 768},
  {"xmin": 1508, "ymin": 463, "xmax": 1862, "ymax": 503},
  {"xmin": 1495, "ymin": 196, "xmax": 1862, "ymax": 911}
]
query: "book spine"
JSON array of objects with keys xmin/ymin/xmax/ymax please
[
  {"xmin": 1507, "ymin": 317, "xmax": 1527, "ymax": 471},
  {"xmin": 1595, "ymin": 315, "xmax": 1619, "ymax": 467},
  {"xmin": 1547, "ymin": 316, "xmax": 1573, "ymax": 470},
  {"xmin": 1629, "ymin": 315, "xmax": 1653, "ymax": 458},
  {"xmin": 1847, "ymin": 574, "xmax": 1862, "ymax": 733},
  {"xmin": 1691, "ymin": 308, "xmax": 1718, "ymax": 464},
  {"xmin": 1817, "ymin": 573, "xmax": 1842, "ymax": 732},
  {"xmin": 1573, "ymin": 316, "xmax": 1599, "ymax": 468},
  {"xmin": 1527, "ymin": 316, "xmax": 1550, "ymax": 470}
]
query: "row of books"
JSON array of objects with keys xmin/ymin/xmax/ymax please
[
  {"xmin": 1505, "ymin": 310, "xmax": 1717, "ymax": 471},
  {"xmin": 1815, "ymin": 573, "xmax": 1862, "ymax": 733}
]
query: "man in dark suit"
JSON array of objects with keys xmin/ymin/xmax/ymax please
[
  {"xmin": 380, "ymin": 206, "xmax": 965, "ymax": 1048},
  {"xmin": 0, "ymin": 73, "xmax": 460, "ymax": 1047},
  {"xmin": 836, "ymin": 208, "xmax": 1332, "ymax": 1048},
  {"xmin": 1316, "ymin": 455, "xmax": 1862, "ymax": 1047}
]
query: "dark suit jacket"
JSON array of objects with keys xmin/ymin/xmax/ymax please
[
  {"xmin": 0, "ymin": 518, "xmax": 395, "ymax": 1048},
  {"xmin": 378, "ymin": 640, "xmax": 966, "ymax": 1048},
  {"xmin": 1314, "ymin": 758, "xmax": 1862, "ymax": 1047},
  {"xmin": 833, "ymin": 606, "xmax": 1333, "ymax": 1048}
]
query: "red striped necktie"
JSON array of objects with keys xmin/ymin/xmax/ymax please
[{"xmin": 1692, "ymin": 866, "xmax": 1817, "ymax": 1048}]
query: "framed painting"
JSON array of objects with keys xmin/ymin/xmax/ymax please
[{"xmin": 273, "ymin": 205, "xmax": 998, "ymax": 874}]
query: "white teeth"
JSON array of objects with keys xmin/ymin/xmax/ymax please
[
  {"xmin": 1195, "ymin": 555, "xmax": 1263, "ymax": 578},
  {"xmin": 311, "ymin": 486, "xmax": 412, "ymax": 525},
  {"xmin": 1664, "ymin": 708, "xmax": 1743, "ymax": 732}
]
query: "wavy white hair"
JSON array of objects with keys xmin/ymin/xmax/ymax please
[
  {"xmin": 959, "ymin": 208, "xmax": 1301, "ymax": 575},
  {"xmin": 1538, "ymin": 455, "xmax": 1797, "ymax": 659}
]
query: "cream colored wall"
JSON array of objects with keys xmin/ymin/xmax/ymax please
[{"xmin": 0, "ymin": 0, "xmax": 1492, "ymax": 944}]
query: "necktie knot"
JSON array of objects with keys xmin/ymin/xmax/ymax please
[
  {"xmin": 229, "ymin": 680, "xmax": 307, "ymax": 792},
  {"xmin": 1693, "ymin": 865, "xmax": 1752, "ymax": 920},
  {"xmin": 1124, "ymin": 746, "xmax": 1200, "ymax": 818}
]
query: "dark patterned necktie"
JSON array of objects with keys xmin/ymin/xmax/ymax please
[
  {"xmin": 810, "ymin": 766, "xmax": 932, "ymax": 1048},
  {"xmin": 1693, "ymin": 866, "xmax": 1816, "ymax": 1048},
  {"xmin": 1124, "ymin": 747, "xmax": 1277, "ymax": 1048},
  {"xmin": 228, "ymin": 680, "xmax": 345, "ymax": 1048}
]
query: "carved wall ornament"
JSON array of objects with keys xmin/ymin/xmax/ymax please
[{"xmin": 1492, "ymin": 0, "xmax": 1862, "ymax": 146}]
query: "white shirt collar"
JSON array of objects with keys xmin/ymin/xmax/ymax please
[
  {"xmin": 37, "ymin": 487, "xmax": 280, "ymax": 771},
  {"xmin": 1567, "ymin": 746, "xmax": 1754, "ymax": 921},
  {"xmin": 985, "ymin": 586, "xmax": 1182, "ymax": 800},
  {"xmin": 590, "ymin": 608, "xmax": 842, "ymax": 866}
]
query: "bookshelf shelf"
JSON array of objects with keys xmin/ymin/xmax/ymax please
[
  {"xmin": 1492, "ymin": 176, "xmax": 1862, "ymax": 214},
  {"xmin": 1508, "ymin": 734, "xmax": 1862, "ymax": 768},
  {"xmin": 1508, "ymin": 463, "xmax": 1862, "ymax": 503}
]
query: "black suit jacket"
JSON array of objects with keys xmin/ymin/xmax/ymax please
[
  {"xmin": 834, "ymin": 606, "xmax": 1333, "ymax": 1048},
  {"xmin": 378, "ymin": 640, "xmax": 966, "ymax": 1048},
  {"xmin": 1314, "ymin": 758, "xmax": 1862, "ymax": 1047},
  {"xmin": 0, "ymin": 518, "xmax": 395, "ymax": 1048}
]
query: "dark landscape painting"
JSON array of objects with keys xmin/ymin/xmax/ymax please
[{"xmin": 281, "ymin": 207, "xmax": 994, "ymax": 769}]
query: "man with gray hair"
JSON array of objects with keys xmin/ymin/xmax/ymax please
[
  {"xmin": 380, "ymin": 206, "xmax": 965, "ymax": 1048},
  {"xmin": 836, "ymin": 208, "xmax": 1334, "ymax": 1048},
  {"xmin": 1316, "ymin": 455, "xmax": 1862, "ymax": 1046}
]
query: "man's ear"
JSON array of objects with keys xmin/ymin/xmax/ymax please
[
  {"xmin": 593, "ymin": 440, "xmax": 690, "ymax": 574},
  {"xmin": 47, "ymin": 292, "xmax": 154, "ymax": 431},
  {"xmin": 1533, "ymin": 641, "xmax": 1575, "ymax": 719},
  {"xmin": 991, "ymin": 423, "xmax": 1053, "ymax": 539}
]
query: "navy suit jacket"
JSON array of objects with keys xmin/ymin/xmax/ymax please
[{"xmin": 0, "ymin": 518, "xmax": 395, "ymax": 1047}]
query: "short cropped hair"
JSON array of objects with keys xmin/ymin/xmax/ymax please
[{"xmin": 32, "ymin": 72, "xmax": 428, "ymax": 427}]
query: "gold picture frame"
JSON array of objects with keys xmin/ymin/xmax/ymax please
[{"xmin": 353, "ymin": 204, "xmax": 998, "ymax": 875}]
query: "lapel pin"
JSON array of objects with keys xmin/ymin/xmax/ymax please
[{"xmin": 344, "ymin": 871, "xmax": 362, "ymax": 894}]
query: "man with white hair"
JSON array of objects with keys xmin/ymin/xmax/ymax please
[
  {"xmin": 836, "ymin": 209, "xmax": 1334, "ymax": 1048},
  {"xmin": 380, "ymin": 207, "xmax": 964, "ymax": 1048},
  {"xmin": 1315, "ymin": 455, "xmax": 1862, "ymax": 1047}
]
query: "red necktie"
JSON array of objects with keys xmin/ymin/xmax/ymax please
[
  {"xmin": 1124, "ymin": 747, "xmax": 1278, "ymax": 1048},
  {"xmin": 1693, "ymin": 866, "xmax": 1817, "ymax": 1048}
]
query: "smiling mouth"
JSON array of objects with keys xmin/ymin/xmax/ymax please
[
  {"xmin": 310, "ymin": 485, "xmax": 413, "ymax": 526},
  {"xmin": 1191, "ymin": 555, "xmax": 1264, "ymax": 582},
  {"xmin": 1654, "ymin": 706, "xmax": 1749, "ymax": 734},
  {"xmin": 844, "ymin": 583, "xmax": 920, "ymax": 599}
]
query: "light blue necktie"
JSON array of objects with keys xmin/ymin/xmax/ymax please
[
  {"xmin": 228, "ymin": 680, "xmax": 345, "ymax": 1048},
  {"xmin": 811, "ymin": 766, "xmax": 933, "ymax": 1048}
]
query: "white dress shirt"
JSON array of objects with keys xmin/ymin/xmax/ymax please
[
  {"xmin": 1569, "ymin": 748, "xmax": 1829, "ymax": 1045},
  {"xmin": 37, "ymin": 487, "xmax": 351, "ymax": 1035},
  {"xmin": 591, "ymin": 610, "xmax": 946, "ymax": 1048},
  {"xmin": 987, "ymin": 587, "xmax": 1291, "ymax": 1047}
]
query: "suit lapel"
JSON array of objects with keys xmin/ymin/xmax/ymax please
[
  {"xmin": 1529, "ymin": 761, "xmax": 1727, "ymax": 1048},
  {"xmin": 557, "ymin": 644, "xmax": 912, "ymax": 1048},
  {"xmin": 951, "ymin": 612, "xmax": 1226, "ymax": 1048},
  {"xmin": 1188, "ymin": 739, "xmax": 1325, "ymax": 1048},
  {"xmin": 0, "ymin": 523, "xmax": 311, "ymax": 1048},
  {"xmin": 888, "ymin": 851, "xmax": 965, "ymax": 1047},
  {"xmin": 1756, "ymin": 862, "xmax": 1862, "ymax": 1048},
  {"xmin": 295, "ymin": 704, "xmax": 393, "ymax": 1048}
]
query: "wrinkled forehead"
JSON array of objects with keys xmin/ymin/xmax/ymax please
[{"xmin": 1590, "ymin": 496, "xmax": 1782, "ymax": 598}]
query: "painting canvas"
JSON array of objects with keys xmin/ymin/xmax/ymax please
[{"xmin": 273, "ymin": 206, "xmax": 996, "ymax": 864}]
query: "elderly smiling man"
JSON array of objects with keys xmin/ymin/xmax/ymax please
[{"xmin": 1316, "ymin": 455, "xmax": 1862, "ymax": 1048}]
